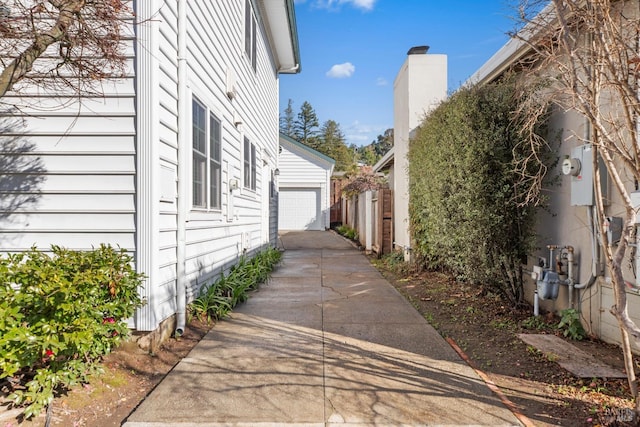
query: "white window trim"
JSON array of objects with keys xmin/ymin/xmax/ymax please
[
  {"xmin": 244, "ymin": 0, "xmax": 257, "ymax": 72},
  {"xmin": 243, "ymin": 136, "xmax": 258, "ymax": 193},
  {"xmin": 191, "ymin": 95, "xmax": 223, "ymax": 213}
]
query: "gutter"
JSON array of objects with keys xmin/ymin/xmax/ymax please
[{"xmin": 282, "ymin": 0, "xmax": 301, "ymax": 73}]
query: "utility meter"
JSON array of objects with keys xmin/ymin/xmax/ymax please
[{"xmin": 562, "ymin": 157, "xmax": 581, "ymax": 176}]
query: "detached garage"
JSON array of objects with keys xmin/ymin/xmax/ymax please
[{"xmin": 278, "ymin": 134, "xmax": 335, "ymax": 231}]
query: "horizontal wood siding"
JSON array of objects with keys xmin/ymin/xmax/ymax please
[
  {"xmin": 0, "ymin": 80, "xmax": 136, "ymax": 253},
  {"xmin": 182, "ymin": 1, "xmax": 280, "ymax": 301},
  {"xmin": 0, "ymin": 0, "xmax": 284, "ymax": 333},
  {"xmin": 278, "ymin": 143, "xmax": 331, "ymax": 186}
]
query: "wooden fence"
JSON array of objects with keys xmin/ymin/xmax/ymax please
[{"xmin": 341, "ymin": 188, "xmax": 393, "ymax": 256}]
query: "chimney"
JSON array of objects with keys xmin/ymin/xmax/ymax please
[{"xmin": 407, "ymin": 46, "xmax": 429, "ymax": 55}]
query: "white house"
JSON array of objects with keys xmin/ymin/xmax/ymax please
[
  {"xmin": 277, "ymin": 133, "xmax": 335, "ymax": 231},
  {"xmin": 0, "ymin": 1, "xmax": 300, "ymax": 346}
]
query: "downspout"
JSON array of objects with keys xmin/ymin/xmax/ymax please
[{"xmin": 175, "ymin": 0, "xmax": 187, "ymax": 336}]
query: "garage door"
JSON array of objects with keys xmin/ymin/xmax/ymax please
[{"xmin": 279, "ymin": 188, "xmax": 322, "ymax": 230}]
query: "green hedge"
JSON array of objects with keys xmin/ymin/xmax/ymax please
[
  {"xmin": 408, "ymin": 77, "xmax": 550, "ymax": 305},
  {"xmin": 0, "ymin": 245, "xmax": 145, "ymax": 418}
]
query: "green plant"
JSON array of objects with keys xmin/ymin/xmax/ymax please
[
  {"xmin": 189, "ymin": 247, "xmax": 282, "ymax": 324},
  {"xmin": 522, "ymin": 315, "xmax": 549, "ymax": 331},
  {"xmin": 373, "ymin": 251, "xmax": 407, "ymax": 274},
  {"xmin": 408, "ymin": 74, "xmax": 553, "ymax": 306},
  {"xmin": 558, "ymin": 308, "xmax": 586, "ymax": 340},
  {"xmin": 0, "ymin": 245, "xmax": 145, "ymax": 418},
  {"xmin": 336, "ymin": 225, "xmax": 358, "ymax": 241}
]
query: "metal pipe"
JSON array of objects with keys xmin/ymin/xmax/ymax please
[
  {"xmin": 566, "ymin": 246, "xmax": 574, "ymax": 308},
  {"xmin": 547, "ymin": 245, "xmax": 558, "ymax": 271},
  {"xmin": 174, "ymin": 0, "xmax": 188, "ymax": 337}
]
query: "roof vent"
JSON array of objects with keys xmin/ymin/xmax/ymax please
[{"xmin": 407, "ymin": 45, "xmax": 429, "ymax": 55}]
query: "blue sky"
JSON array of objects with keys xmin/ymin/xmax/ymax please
[{"xmin": 279, "ymin": 0, "xmax": 519, "ymax": 147}]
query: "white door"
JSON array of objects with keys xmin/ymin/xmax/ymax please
[{"xmin": 278, "ymin": 188, "xmax": 322, "ymax": 230}]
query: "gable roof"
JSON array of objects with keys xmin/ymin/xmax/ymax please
[
  {"xmin": 373, "ymin": 147, "xmax": 394, "ymax": 172},
  {"xmin": 279, "ymin": 133, "xmax": 335, "ymax": 169},
  {"xmin": 465, "ymin": 3, "xmax": 555, "ymax": 86}
]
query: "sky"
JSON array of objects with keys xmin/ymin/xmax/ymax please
[{"xmin": 279, "ymin": 0, "xmax": 521, "ymax": 147}]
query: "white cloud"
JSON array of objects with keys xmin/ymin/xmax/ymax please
[
  {"xmin": 345, "ymin": 121, "xmax": 388, "ymax": 146},
  {"xmin": 376, "ymin": 77, "xmax": 388, "ymax": 86},
  {"xmin": 348, "ymin": 0, "xmax": 376, "ymax": 10},
  {"xmin": 326, "ymin": 62, "xmax": 355, "ymax": 78},
  {"xmin": 311, "ymin": 0, "xmax": 376, "ymax": 11}
]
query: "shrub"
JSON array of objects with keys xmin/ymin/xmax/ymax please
[
  {"xmin": 0, "ymin": 245, "xmax": 145, "ymax": 418},
  {"xmin": 408, "ymin": 76, "xmax": 552, "ymax": 306},
  {"xmin": 336, "ymin": 225, "xmax": 358, "ymax": 241},
  {"xmin": 558, "ymin": 308, "xmax": 586, "ymax": 340},
  {"xmin": 189, "ymin": 247, "xmax": 282, "ymax": 323}
]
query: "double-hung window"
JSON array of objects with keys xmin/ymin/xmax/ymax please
[
  {"xmin": 192, "ymin": 97, "xmax": 222, "ymax": 210},
  {"xmin": 244, "ymin": 0, "xmax": 257, "ymax": 71},
  {"xmin": 243, "ymin": 137, "xmax": 257, "ymax": 191}
]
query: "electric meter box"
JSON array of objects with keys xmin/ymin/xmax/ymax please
[{"xmin": 569, "ymin": 144, "xmax": 608, "ymax": 206}]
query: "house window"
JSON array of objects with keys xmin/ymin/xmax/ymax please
[
  {"xmin": 192, "ymin": 97, "xmax": 222, "ymax": 209},
  {"xmin": 270, "ymin": 169, "xmax": 276, "ymax": 198},
  {"xmin": 244, "ymin": 137, "xmax": 257, "ymax": 191},
  {"xmin": 244, "ymin": 0, "xmax": 257, "ymax": 71}
]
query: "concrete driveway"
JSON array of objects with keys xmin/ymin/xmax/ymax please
[{"xmin": 123, "ymin": 230, "xmax": 522, "ymax": 426}]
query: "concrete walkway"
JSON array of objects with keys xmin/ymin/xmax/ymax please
[{"xmin": 124, "ymin": 231, "xmax": 521, "ymax": 426}]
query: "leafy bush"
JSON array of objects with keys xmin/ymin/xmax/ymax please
[
  {"xmin": 341, "ymin": 165, "xmax": 386, "ymax": 198},
  {"xmin": 190, "ymin": 247, "xmax": 282, "ymax": 323},
  {"xmin": 372, "ymin": 251, "xmax": 408, "ymax": 275},
  {"xmin": 0, "ymin": 245, "xmax": 145, "ymax": 418},
  {"xmin": 336, "ymin": 225, "xmax": 358, "ymax": 241},
  {"xmin": 408, "ymin": 76, "xmax": 552, "ymax": 305},
  {"xmin": 558, "ymin": 309, "xmax": 586, "ymax": 340}
]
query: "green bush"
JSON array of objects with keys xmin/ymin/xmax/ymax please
[
  {"xmin": 408, "ymin": 76, "xmax": 552, "ymax": 305},
  {"xmin": 0, "ymin": 245, "xmax": 145, "ymax": 418},
  {"xmin": 190, "ymin": 247, "xmax": 282, "ymax": 323},
  {"xmin": 558, "ymin": 309, "xmax": 586, "ymax": 340},
  {"xmin": 336, "ymin": 225, "xmax": 358, "ymax": 241}
]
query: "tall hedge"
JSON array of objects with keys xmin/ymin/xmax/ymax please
[{"xmin": 408, "ymin": 77, "xmax": 548, "ymax": 305}]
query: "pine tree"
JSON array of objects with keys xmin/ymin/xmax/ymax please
[
  {"xmin": 279, "ymin": 99, "xmax": 296, "ymax": 138},
  {"xmin": 293, "ymin": 101, "xmax": 319, "ymax": 146},
  {"xmin": 319, "ymin": 120, "xmax": 355, "ymax": 171}
]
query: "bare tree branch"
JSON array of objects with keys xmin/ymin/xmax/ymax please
[{"xmin": 0, "ymin": 0, "xmax": 130, "ymax": 105}]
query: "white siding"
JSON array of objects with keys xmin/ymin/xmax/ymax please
[
  {"xmin": 277, "ymin": 138, "xmax": 334, "ymax": 230},
  {"xmin": 180, "ymin": 1, "xmax": 280, "ymax": 303},
  {"xmin": 0, "ymin": 84, "xmax": 136, "ymax": 254},
  {"xmin": 0, "ymin": 0, "xmax": 286, "ymax": 333}
]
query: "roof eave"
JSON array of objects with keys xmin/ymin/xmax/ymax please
[
  {"xmin": 279, "ymin": 133, "xmax": 336, "ymax": 168},
  {"xmin": 259, "ymin": 0, "xmax": 301, "ymax": 74},
  {"xmin": 373, "ymin": 147, "xmax": 394, "ymax": 172},
  {"xmin": 464, "ymin": 2, "xmax": 556, "ymax": 87}
]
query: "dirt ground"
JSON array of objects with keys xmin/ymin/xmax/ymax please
[
  {"xmin": 375, "ymin": 259, "xmax": 639, "ymax": 427},
  {"xmin": 2, "ymin": 256, "xmax": 639, "ymax": 426},
  {"xmin": 0, "ymin": 320, "xmax": 213, "ymax": 427}
]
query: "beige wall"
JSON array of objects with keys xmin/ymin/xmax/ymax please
[
  {"xmin": 393, "ymin": 52, "xmax": 447, "ymax": 259},
  {"xmin": 524, "ymin": 105, "xmax": 640, "ymax": 350}
]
